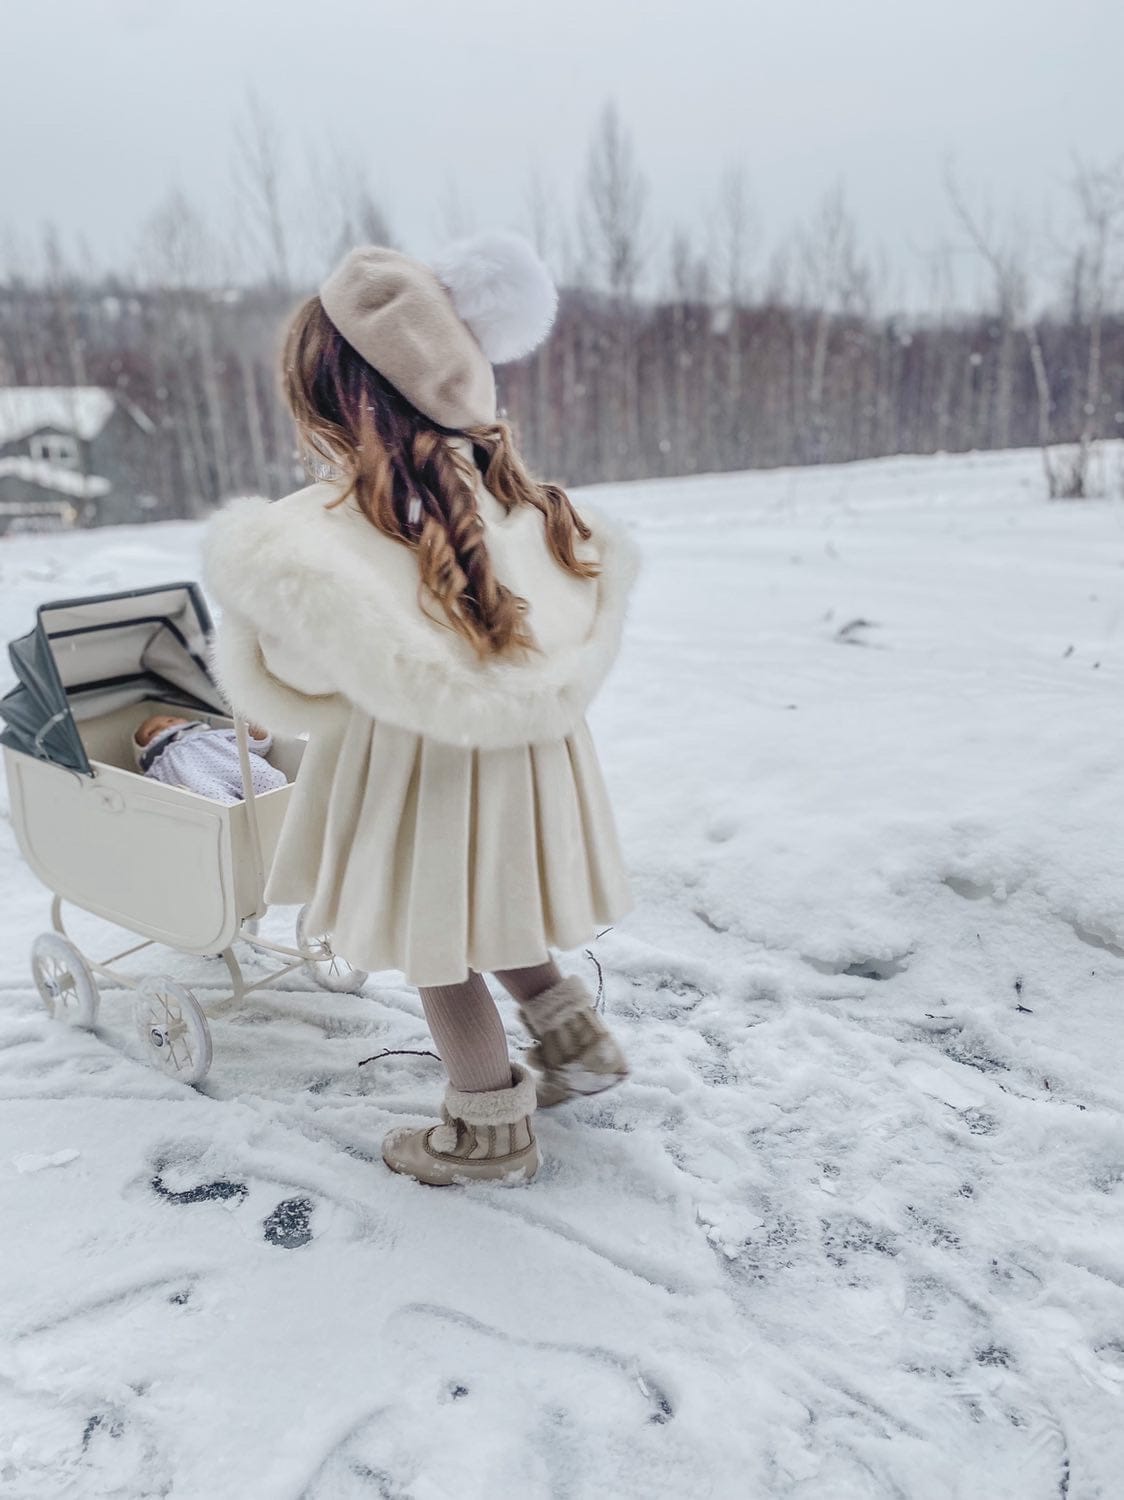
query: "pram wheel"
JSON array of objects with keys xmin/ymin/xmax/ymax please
[
  {"xmin": 134, "ymin": 977, "xmax": 213, "ymax": 1085},
  {"xmin": 296, "ymin": 905, "xmax": 369, "ymax": 995},
  {"xmin": 31, "ymin": 933, "xmax": 99, "ymax": 1028}
]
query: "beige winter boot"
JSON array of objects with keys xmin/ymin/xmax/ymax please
[
  {"xmin": 381, "ymin": 1064, "xmax": 539, "ymax": 1186},
  {"xmin": 519, "ymin": 975, "xmax": 629, "ymax": 1108}
]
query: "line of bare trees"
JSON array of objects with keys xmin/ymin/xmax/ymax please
[{"xmin": 1, "ymin": 102, "xmax": 1122, "ymax": 520}]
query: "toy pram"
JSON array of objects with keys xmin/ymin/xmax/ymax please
[{"xmin": 0, "ymin": 582, "xmax": 367, "ymax": 1086}]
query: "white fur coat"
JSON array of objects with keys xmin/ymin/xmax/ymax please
[{"xmin": 201, "ymin": 478, "xmax": 640, "ymax": 750}]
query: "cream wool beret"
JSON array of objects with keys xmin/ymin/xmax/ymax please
[{"xmin": 319, "ymin": 231, "xmax": 558, "ymax": 431}]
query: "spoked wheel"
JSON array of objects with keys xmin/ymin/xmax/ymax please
[
  {"xmin": 134, "ymin": 976, "xmax": 212, "ymax": 1085},
  {"xmin": 296, "ymin": 905, "xmax": 369, "ymax": 994},
  {"xmin": 31, "ymin": 933, "xmax": 99, "ymax": 1027}
]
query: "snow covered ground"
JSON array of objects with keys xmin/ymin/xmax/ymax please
[{"xmin": 2, "ymin": 446, "xmax": 1124, "ymax": 1499}]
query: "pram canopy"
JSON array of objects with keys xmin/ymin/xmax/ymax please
[{"xmin": 0, "ymin": 583, "xmax": 228, "ymax": 776}]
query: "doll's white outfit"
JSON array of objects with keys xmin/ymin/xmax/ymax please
[{"xmin": 134, "ymin": 721, "xmax": 286, "ymax": 805}]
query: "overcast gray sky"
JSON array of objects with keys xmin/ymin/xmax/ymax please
[{"xmin": 3, "ymin": 0, "xmax": 1122, "ymax": 303}]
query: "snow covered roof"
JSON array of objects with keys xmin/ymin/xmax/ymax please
[
  {"xmin": 0, "ymin": 457, "xmax": 110, "ymax": 499},
  {"xmin": 0, "ymin": 386, "xmax": 153, "ymax": 445}
]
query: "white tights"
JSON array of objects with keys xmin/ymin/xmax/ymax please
[{"xmin": 419, "ymin": 959, "xmax": 563, "ymax": 1092}]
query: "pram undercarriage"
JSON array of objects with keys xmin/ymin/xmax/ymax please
[{"xmin": 32, "ymin": 891, "xmax": 366, "ymax": 1085}]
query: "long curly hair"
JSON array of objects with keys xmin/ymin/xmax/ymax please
[{"xmin": 281, "ymin": 295, "xmax": 597, "ymax": 659}]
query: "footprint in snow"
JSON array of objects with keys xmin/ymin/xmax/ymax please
[
  {"xmin": 151, "ymin": 1170, "xmax": 248, "ymax": 1206},
  {"xmin": 804, "ymin": 952, "xmax": 911, "ymax": 980},
  {"xmin": 263, "ymin": 1195, "xmax": 314, "ymax": 1249}
]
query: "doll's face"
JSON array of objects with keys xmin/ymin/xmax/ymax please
[{"xmin": 135, "ymin": 714, "xmax": 188, "ymax": 748}]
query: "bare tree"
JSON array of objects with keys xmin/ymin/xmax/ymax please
[
  {"xmin": 524, "ymin": 164, "xmax": 556, "ymax": 259},
  {"xmin": 915, "ymin": 241, "xmax": 961, "ymax": 451},
  {"xmin": 1024, "ymin": 318, "xmax": 1055, "ymax": 485},
  {"xmin": 576, "ymin": 103, "xmax": 649, "ymax": 476},
  {"xmin": 137, "ymin": 188, "xmax": 225, "ymax": 288},
  {"xmin": 520, "ymin": 165, "xmax": 563, "ymax": 472},
  {"xmin": 946, "ymin": 167, "xmax": 1029, "ymax": 459},
  {"xmin": 302, "ymin": 144, "xmax": 394, "ymax": 274},
  {"xmin": 579, "ymin": 102, "xmax": 648, "ymax": 299},
  {"xmin": 713, "ymin": 164, "xmax": 755, "ymax": 307},
  {"xmin": 41, "ymin": 224, "xmax": 89, "ymax": 387},
  {"xmin": 1063, "ymin": 155, "xmax": 1124, "ymax": 495},
  {"xmin": 794, "ymin": 186, "xmax": 870, "ymax": 462},
  {"xmin": 0, "ymin": 225, "xmax": 47, "ymax": 384},
  {"xmin": 709, "ymin": 165, "xmax": 757, "ymax": 466},
  {"xmin": 137, "ymin": 190, "xmax": 232, "ymax": 514},
  {"xmin": 232, "ymin": 92, "xmax": 292, "ymax": 291},
  {"xmin": 665, "ymin": 228, "xmax": 712, "ymax": 470}
]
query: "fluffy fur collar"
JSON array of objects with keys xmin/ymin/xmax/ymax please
[{"xmin": 202, "ymin": 482, "xmax": 640, "ymax": 749}]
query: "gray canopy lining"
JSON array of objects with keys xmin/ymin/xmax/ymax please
[{"xmin": 0, "ymin": 583, "xmax": 229, "ymax": 776}]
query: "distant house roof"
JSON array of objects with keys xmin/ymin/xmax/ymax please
[
  {"xmin": 0, "ymin": 386, "xmax": 154, "ymax": 445},
  {"xmin": 0, "ymin": 456, "xmax": 111, "ymax": 499}
]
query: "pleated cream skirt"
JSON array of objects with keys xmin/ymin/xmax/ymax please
[{"xmin": 264, "ymin": 710, "xmax": 632, "ymax": 987}]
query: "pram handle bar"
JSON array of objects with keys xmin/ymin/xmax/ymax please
[{"xmin": 235, "ymin": 716, "xmax": 267, "ymax": 917}]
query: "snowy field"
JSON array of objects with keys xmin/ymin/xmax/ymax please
[{"xmin": 2, "ymin": 445, "xmax": 1124, "ymax": 1499}]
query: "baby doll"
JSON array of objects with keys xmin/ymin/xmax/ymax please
[{"xmin": 133, "ymin": 713, "xmax": 286, "ymax": 805}]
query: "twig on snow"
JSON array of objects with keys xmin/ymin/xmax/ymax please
[{"xmin": 358, "ymin": 1046, "xmax": 441, "ymax": 1068}]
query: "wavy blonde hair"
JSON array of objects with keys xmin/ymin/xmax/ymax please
[{"xmin": 281, "ymin": 295, "xmax": 597, "ymax": 659}]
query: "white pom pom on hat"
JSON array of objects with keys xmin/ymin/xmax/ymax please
[
  {"xmin": 319, "ymin": 230, "xmax": 557, "ymax": 431},
  {"xmin": 429, "ymin": 230, "xmax": 558, "ymax": 365}
]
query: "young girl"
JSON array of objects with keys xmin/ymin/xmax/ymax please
[{"xmin": 202, "ymin": 232, "xmax": 639, "ymax": 1186}]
